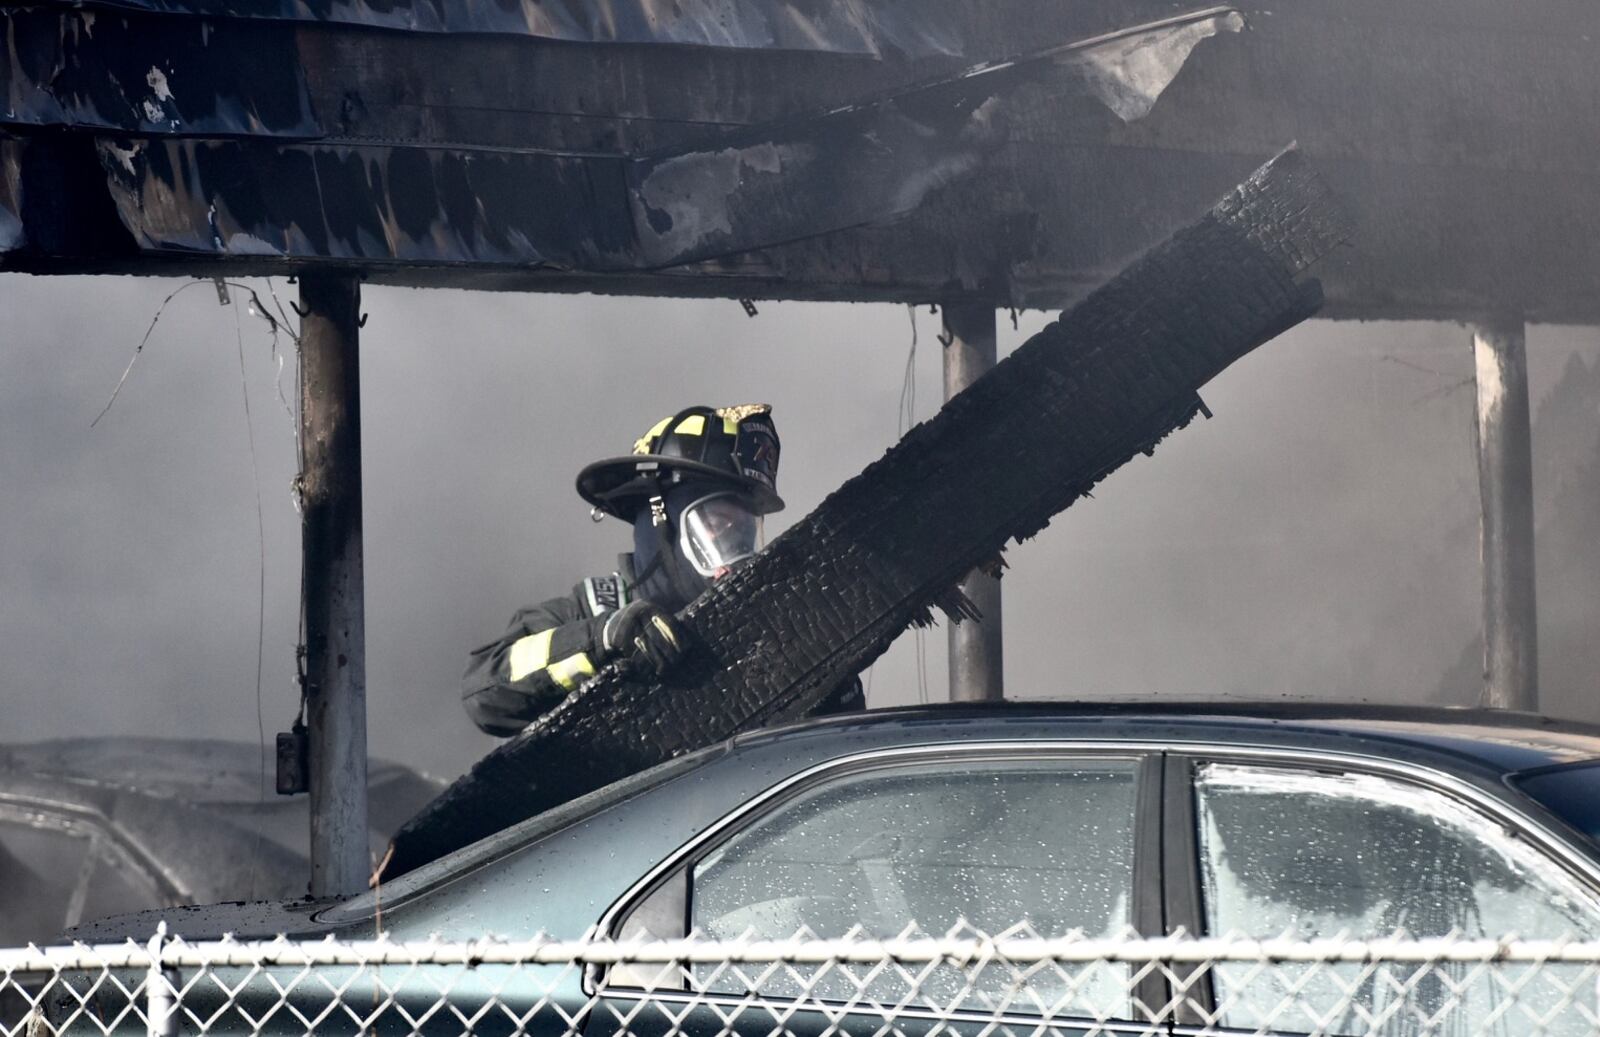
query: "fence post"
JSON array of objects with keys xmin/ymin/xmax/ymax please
[{"xmin": 145, "ymin": 922, "xmax": 175, "ymax": 1037}]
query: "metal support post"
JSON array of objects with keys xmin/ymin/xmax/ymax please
[
  {"xmin": 941, "ymin": 301, "xmax": 1004, "ymax": 702},
  {"xmin": 298, "ymin": 272, "xmax": 370, "ymax": 896},
  {"xmin": 1472, "ymin": 315, "xmax": 1538, "ymax": 712}
]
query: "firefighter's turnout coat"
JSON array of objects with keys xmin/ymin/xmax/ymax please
[
  {"xmin": 463, "ymin": 562, "xmax": 636, "ymax": 737},
  {"xmin": 463, "ymin": 555, "xmax": 864, "ymax": 737}
]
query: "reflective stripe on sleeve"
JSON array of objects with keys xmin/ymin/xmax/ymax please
[
  {"xmin": 547, "ymin": 652, "xmax": 596, "ymax": 690},
  {"xmin": 507, "ymin": 629, "xmax": 555, "ymax": 681}
]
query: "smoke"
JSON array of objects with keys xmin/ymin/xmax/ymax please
[{"xmin": 3, "ymin": 274, "xmax": 1598, "ymax": 781}]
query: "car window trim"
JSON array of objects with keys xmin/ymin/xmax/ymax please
[
  {"xmin": 1131, "ymin": 754, "xmax": 1167, "ymax": 1017},
  {"xmin": 593, "ymin": 740, "xmax": 1157, "ymax": 1008},
  {"xmin": 1161, "ymin": 754, "xmax": 1212, "ymax": 1024}
]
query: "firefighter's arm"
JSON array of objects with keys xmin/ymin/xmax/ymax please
[
  {"xmin": 461, "ymin": 600, "xmax": 607, "ymax": 737},
  {"xmin": 460, "ymin": 600, "xmax": 691, "ymax": 736}
]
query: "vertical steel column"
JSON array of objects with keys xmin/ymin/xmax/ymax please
[
  {"xmin": 941, "ymin": 301, "xmax": 1004, "ymax": 702},
  {"xmin": 1472, "ymin": 315, "xmax": 1538, "ymax": 712},
  {"xmin": 298, "ymin": 272, "xmax": 370, "ymax": 896}
]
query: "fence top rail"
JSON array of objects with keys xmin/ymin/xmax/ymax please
[{"xmin": 11, "ymin": 932, "xmax": 1600, "ymax": 974}]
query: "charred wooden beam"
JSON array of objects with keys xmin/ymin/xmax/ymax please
[{"xmin": 382, "ymin": 147, "xmax": 1348, "ymax": 877}]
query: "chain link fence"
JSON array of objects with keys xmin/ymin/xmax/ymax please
[{"xmin": 5, "ymin": 925, "xmax": 1600, "ymax": 1037}]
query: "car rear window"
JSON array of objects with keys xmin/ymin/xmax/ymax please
[{"xmin": 1514, "ymin": 761, "xmax": 1600, "ymax": 843}]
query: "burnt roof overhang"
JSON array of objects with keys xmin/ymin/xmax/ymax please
[{"xmin": 7, "ymin": 0, "xmax": 1600, "ymax": 322}]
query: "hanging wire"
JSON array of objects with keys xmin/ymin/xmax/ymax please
[
  {"xmin": 900, "ymin": 305, "xmax": 930, "ymax": 704},
  {"xmin": 290, "ymin": 284, "xmax": 311, "ymax": 728},
  {"xmin": 96, "ymin": 276, "xmax": 309, "ymax": 837},
  {"xmin": 90, "ymin": 281, "xmax": 210, "ymax": 427},
  {"xmin": 245, "ymin": 278, "xmax": 300, "ymax": 431},
  {"xmin": 899, "ymin": 305, "xmax": 919, "ymax": 437},
  {"xmin": 224, "ymin": 290, "xmax": 274, "ymax": 897},
  {"xmin": 93, "ymin": 279, "xmax": 301, "ymax": 429},
  {"xmin": 241, "ymin": 275, "xmax": 312, "ymax": 748},
  {"xmin": 228, "ymin": 299, "xmax": 270, "ymax": 799}
]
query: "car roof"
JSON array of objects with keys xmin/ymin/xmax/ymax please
[{"xmin": 732, "ymin": 701, "xmax": 1600, "ymax": 775}]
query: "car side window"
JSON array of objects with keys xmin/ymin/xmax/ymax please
[
  {"xmin": 692, "ymin": 757, "xmax": 1137, "ymax": 942},
  {"xmin": 1194, "ymin": 763, "xmax": 1600, "ymax": 1032},
  {"xmin": 662, "ymin": 756, "xmax": 1141, "ymax": 1017}
]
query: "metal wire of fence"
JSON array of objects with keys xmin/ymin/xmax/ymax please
[{"xmin": 6, "ymin": 924, "xmax": 1600, "ymax": 1037}]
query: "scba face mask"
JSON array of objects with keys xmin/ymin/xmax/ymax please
[{"xmin": 679, "ymin": 492, "xmax": 764, "ymax": 578}]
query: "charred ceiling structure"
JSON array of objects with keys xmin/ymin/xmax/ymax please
[
  {"xmin": 4, "ymin": 0, "xmax": 1590, "ymax": 890},
  {"xmin": 5, "ymin": 0, "xmax": 1599, "ymax": 317}
]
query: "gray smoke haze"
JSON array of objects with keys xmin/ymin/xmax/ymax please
[{"xmin": 4, "ymin": 273, "xmax": 1598, "ymax": 782}]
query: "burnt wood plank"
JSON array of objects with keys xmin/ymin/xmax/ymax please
[{"xmin": 383, "ymin": 147, "xmax": 1349, "ymax": 877}]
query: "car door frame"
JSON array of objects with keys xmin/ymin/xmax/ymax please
[
  {"xmin": 1159, "ymin": 745, "xmax": 1600, "ymax": 1035},
  {"xmin": 586, "ymin": 739, "xmax": 1175, "ymax": 1037}
]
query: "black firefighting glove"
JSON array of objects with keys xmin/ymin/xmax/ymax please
[{"xmin": 600, "ymin": 601, "xmax": 688, "ymax": 676}]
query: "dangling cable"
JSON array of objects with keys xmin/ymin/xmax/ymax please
[{"xmin": 897, "ymin": 305, "xmax": 930, "ymax": 703}]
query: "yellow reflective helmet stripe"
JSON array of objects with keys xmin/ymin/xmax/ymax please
[
  {"xmin": 547, "ymin": 652, "xmax": 596, "ymax": 690},
  {"xmin": 507, "ymin": 629, "xmax": 554, "ymax": 681},
  {"xmin": 633, "ymin": 416, "xmax": 673, "ymax": 455},
  {"xmin": 632, "ymin": 406, "xmax": 767, "ymax": 454}
]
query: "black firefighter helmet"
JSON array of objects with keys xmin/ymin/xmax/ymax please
[{"xmin": 577, "ymin": 404, "xmax": 783, "ymax": 523}]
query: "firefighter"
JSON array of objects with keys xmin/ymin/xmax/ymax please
[{"xmin": 462, "ymin": 404, "xmax": 862, "ymax": 736}]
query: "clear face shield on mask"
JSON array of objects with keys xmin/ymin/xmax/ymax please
[{"xmin": 678, "ymin": 491, "xmax": 764, "ymax": 579}]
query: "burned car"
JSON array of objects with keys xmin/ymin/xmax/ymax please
[{"xmin": 0, "ymin": 737, "xmax": 442, "ymax": 947}]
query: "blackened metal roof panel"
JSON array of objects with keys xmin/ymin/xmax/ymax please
[
  {"xmin": 48, "ymin": 0, "xmax": 964, "ymax": 55},
  {"xmin": 93, "ymin": 88, "xmax": 1003, "ymax": 271},
  {"xmin": 15, "ymin": 1, "xmax": 1600, "ymax": 319},
  {"xmin": 2, "ymin": 10, "xmax": 319, "ymax": 137},
  {"xmin": 89, "ymin": 13, "xmax": 1236, "ymax": 272},
  {"xmin": 98, "ymin": 137, "xmax": 635, "ymax": 266}
]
